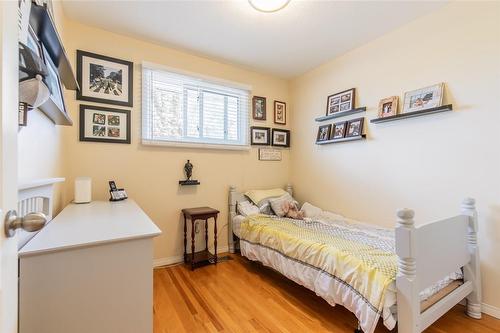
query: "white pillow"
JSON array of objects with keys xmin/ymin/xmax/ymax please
[
  {"xmin": 300, "ymin": 202, "xmax": 323, "ymax": 218},
  {"xmin": 269, "ymin": 193, "xmax": 298, "ymax": 217},
  {"xmin": 237, "ymin": 200, "xmax": 260, "ymax": 216}
]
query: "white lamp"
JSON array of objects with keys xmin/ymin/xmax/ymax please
[{"xmin": 248, "ymin": 0, "xmax": 290, "ymax": 13}]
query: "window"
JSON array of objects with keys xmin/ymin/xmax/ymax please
[{"xmin": 142, "ymin": 63, "xmax": 250, "ymax": 149}]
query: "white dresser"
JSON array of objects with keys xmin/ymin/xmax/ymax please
[{"xmin": 18, "ymin": 200, "xmax": 161, "ymax": 333}]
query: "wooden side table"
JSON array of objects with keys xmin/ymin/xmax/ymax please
[{"xmin": 181, "ymin": 207, "xmax": 219, "ymax": 270}]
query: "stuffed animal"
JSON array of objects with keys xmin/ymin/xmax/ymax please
[{"xmin": 282, "ymin": 201, "xmax": 305, "ymax": 220}]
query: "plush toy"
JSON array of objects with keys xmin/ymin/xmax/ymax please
[{"xmin": 282, "ymin": 201, "xmax": 305, "ymax": 220}]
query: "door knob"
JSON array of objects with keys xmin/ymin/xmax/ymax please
[{"xmin": 4, "ymin": 210, "xmax": 47, "ymax": 237}]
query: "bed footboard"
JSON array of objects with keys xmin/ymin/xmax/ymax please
[{"xmin": 395, "ymin": 198, "xmax": 481, "ymax": 333}]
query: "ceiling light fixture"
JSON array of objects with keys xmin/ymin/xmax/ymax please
[{"xmin": 248, "ymin": 0, "xmax": 290, "ymax": 13}]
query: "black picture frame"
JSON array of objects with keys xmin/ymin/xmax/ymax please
[
  {"xmin": 316, "ymin": 124, "xmax": 331, "ymax": 143},
  {"xmin": 79, "ymin": 104, "xmax": 131, "ymax": 144},
  {"xmin": 76, "ymin": 50, "xmax": 133, "ymax": 107},
  {"xmin": 250, "ymin": 126, "xmax": 270, "ymax": 145},
  {"xmin": 332, "ymin": 121, "xmax": 348, "ymax": 139},
  {"xmin": 345, "ymin": 117, "xmax": 364, "ymax": 138},
  {"xmin": 326, "ymin": 88, "xmax": 355, "ymax": 116},
  {"xmin": 252, "ymin": 96, "xmax": 266, "ymax": 120},
  {"xmin": 272, "ymin": 128, "xmax": 290, "ymax": 147}
]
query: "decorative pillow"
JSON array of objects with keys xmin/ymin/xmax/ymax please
[
  {"xmin": 269, "ymin": 193, "xmax": 299, "ymax": 217},
  {"xmin": 300, "ymin": 202, "xmax": 323, "ymax": 218},
  {"xmin": 285, "ymin": 202, "xmax": 305, "ymax": 220},
  {"xmin": 237, "ymin": 200, "xmax": 260, "ymax": 216},
  {"xmin": 244, "ymin": 188, "xmax": 288, "ymax": 206}
]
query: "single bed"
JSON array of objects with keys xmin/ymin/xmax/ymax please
[{"xmin": 228, "ymin": 185, "xmax": 482, "ymax": 333}]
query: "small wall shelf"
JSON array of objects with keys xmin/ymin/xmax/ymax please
[
  {"xmin": 179, "ymin": 180, "xmax": 200, "ymax": 186},
  {"xmin": 315, "ymin": 107, "xmax": 366, "ymax": 122},
  {"xmin": 316, "ymin": 134, "xmax": 366, "ymax": 145},
  {"xmin": 370, "ymin": 104, "xmax": 453, "ymax": 124}
]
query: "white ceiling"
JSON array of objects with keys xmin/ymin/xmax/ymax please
[{"xmin": 61, "ymin": 1, "xmax": 446, "ymax": 78}]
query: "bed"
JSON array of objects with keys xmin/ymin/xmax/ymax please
[{"xmin": 228, "ymin": 185, "xmax": 482, "ymax": 333}]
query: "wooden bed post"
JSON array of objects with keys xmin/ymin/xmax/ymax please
[
  {"xmin": 395, "ymin": 208, "xmax": 419, "ymax": 333},
  {"xmin": 228, "ymin": 186, "xmax": 237, "ymax": 253},
  {"xmin": 461, "ymin": 198, "xmax": 482, "ymax": 319}
]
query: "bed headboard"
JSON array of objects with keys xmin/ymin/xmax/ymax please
[
  {"xmin": 228, "ymin": 184, "xmax": 292, "ymax": 253},
  {"xmin": 17, "ymin": 178, "xmax": 64, "ymax": 249}
]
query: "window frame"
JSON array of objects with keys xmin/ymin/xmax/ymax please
[{"xmin": 141, "ymin": 62, "xmax": 251, "ymax": 150}]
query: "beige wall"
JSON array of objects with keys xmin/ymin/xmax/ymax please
[
  {"xmin": 290, "ymin": 2, "xmax": 500, "ymax": 309},
  {"xmin": 59, "ymin": 19, "xmax": 290, "ymax": 261}
]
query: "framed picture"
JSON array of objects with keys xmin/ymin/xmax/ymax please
[
  {"xmin": 252, "ymin": 96, "xmax": 266, "ymax": 120},
  {"xmin": 258, "ymin": 148, "xmax": 282, "ymax": 161},
  {"xmin": 272, "ymin": 128, "xmax": 290, "ymax": 147},
  {"xmin": 345, "ymin": 118, "xmax": 364, "ymax": 138},
  {"xmin": 378, "ymin": 96, "xmax": 399, "ymax": 118},
  {"xmin": 332, "ymin": 121, "xmax": 347, "ymax": 140},
  {"xmin": 41, "ymin": 44, "xmax": 66, "ymax": 113},
  {"xmin": 402, "ymin": 83, "xmax": 443, "ymax": 113},
  {"xmin": 274, "ymin": 100, "xmax": 286, "ymax": 125},
  {"xmin": 250, "ymin": 126, "xmax": 270, "ymax": 145},
  {"xmin": 79, "ymin": 105, "xmax": 131, "ymax": 144},
  {"xmin": 19, "ymin": 102, "xmax": 28, "ymax": 127},
  {"xmin": 326, "ymin": 88, "xmax": 355, "ymax": 116},
  {"xmin": 316, "ymin": 124, "xmax": 331, "ymax": 143},
  {"xmin": 77, "ymin": 50, "xmax": 133, "ymax": 107}
]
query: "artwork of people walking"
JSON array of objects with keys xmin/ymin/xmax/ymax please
[
  {"xmin": 89, "ymin": 64, "xmax": 123, "ymax": 96},
  {"xmin": 77, "ymin": 50, "xmax": 133, "ymax": 107}
]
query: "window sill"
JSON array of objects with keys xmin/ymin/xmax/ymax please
[{"xmin": 141, "ymin": 139, "xmax": 251, "ymax": 151}]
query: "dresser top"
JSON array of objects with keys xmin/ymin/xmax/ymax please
[{"xmin": 19, "ymin": 200, "xmax": 161, "ymax": 257}]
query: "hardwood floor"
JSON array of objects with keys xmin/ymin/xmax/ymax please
[{"xmin": 153, "ymin": 254, "xmax": 500, "ymax": 333}]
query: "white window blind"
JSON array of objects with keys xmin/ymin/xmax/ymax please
[{"xmin": 142, "ymin": 64, "xmax": 250, "ymax": 149}]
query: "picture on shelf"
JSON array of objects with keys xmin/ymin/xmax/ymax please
[
  {"xmin": 346, "ymin": 118, "xmax": 364, "ymax": 138},
  {"xmin": 252, "ymin": 96, "xmax": 266, "ymax": 120},
  {"xmin": 316, "ymin": 124, "xmax": 332, "ymax": 143},
  {"xmin": 250, "ymin": 126, "xmax": 270, "ymax": 145},
  {"xmin": 402, "ymin": 83, "xmax": 443, "ymax": 113},
  {"xmin": 77, "ymin": 50, "xmax": 133, "ymax": 107},
  {"xmin": 272, "ymin": 128, "xmax": 290, "ymax": 147},
  {"xmin": 326, "ymin": 88, "xmax": 355, "ymax": 116},
  {"xmin": 80, "ymin": 104, "xmax": 131, "ymax": 144},
  {"xmin": 378, "ymin": 96, "xmax": 399, "ymax": 118},
  {"xmin": 274, "ymin": 100, "xmax": 286, "ymax": 124},
  {"xmin": 332, "ymin": 121, "xmax": 347, "ymax": 139}
]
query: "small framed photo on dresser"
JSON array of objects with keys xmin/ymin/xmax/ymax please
[
  {"xmin": 274, "ymin": 100, "xmax": 286, "ymax": 125},
  {"xmin": 79, "ymin": 104, "xmax": 131, "ymax": 144}
]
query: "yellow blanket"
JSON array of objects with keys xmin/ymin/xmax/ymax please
[{"xmin": 240, "ymin": 214, "xmax": 397, "ymax": 315}]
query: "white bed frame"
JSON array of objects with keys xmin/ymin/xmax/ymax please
[{"xmin": 228, "ymin": 185, "xmax": 482, "ymax": 333}]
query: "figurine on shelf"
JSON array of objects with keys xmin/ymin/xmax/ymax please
[
  {"xmin": 184, "ymin": 160, "xmax": 193, "ymax": 180},
  {"xmin": 179, "ymin": 160, "xmax": 200, "ymax": 186}
]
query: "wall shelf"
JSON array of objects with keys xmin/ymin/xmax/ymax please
[
  {"xmin": 316, "ymin": 134, "xmax": 366, "ymax": 145},
  {"xmin": 29, "ymin": 3, "xmax": 79, "ymax": 91},
  {"xmin": 370, "ymin": 104, "xmax": 453, "ymax": 124},
  {"xmin": 315, "ymin": 107, "xmax": 366, "ymax": 122}
]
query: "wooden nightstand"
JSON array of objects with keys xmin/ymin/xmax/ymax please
[{"xmin": 181, "ymin": 207, "xmax": 219, "ymax": 270}]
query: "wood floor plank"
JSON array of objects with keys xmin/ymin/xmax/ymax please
[{"xmin": 154, "ymin": 254, "xmax": 500, "ymax": 333}]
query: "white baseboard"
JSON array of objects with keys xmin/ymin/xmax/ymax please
[
  {"xmin": 153, "ymin": 245, "xmax": 229, "ymax": 268},
  {"xmin": 482, "ymin": 303, "xmax": 500, "ymax": 319}
]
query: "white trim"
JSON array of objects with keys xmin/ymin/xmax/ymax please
[
  {"xmin": 141, "ymin": 61, "xmax": 253, "ymax": 92},
  {"xmin": 18, "ymin": 177, "xmax": 65, "ymax": 190},
  {"xmin": 153, "ymin": 245, "xmax": 229, "ymax": 268},
  {"xmin": 142, "ymin": 139, "xmax": 251, "ymax": 151},
  {"xmin": 482, "ymin": 303, "xmax": 500, "ymax": 319}
]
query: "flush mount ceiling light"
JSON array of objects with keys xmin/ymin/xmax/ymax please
[{"xmin": 248, "ymin": 0, "xmax": 291, "ymax": 13}]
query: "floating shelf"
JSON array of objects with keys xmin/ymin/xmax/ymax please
[
  {"xmin": 370, "ymin": 104, "xmax": 453, "ymax": 124},
  {"xmin": 179, "ymin": 180, "xmax": 200, "ymax": 186},
  {"xmin": 316, "ymin": 134, "xmax": 366, "ymax": 145},
  {"xmin": 30, "ymin": 3, "xmax": 79, "ymax": 91},
  {"xmin": 38, "ymin": 98, "xmax": 73, "ymax": 126},
  {"xmin": 315, "ymin": 107, "xmax": 366, "ymax": 122}
]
